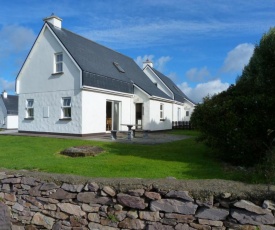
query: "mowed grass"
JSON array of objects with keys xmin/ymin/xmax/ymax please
[{"xmin": 0, "ymin": 131, "xmax": 235, "ymax": 180}]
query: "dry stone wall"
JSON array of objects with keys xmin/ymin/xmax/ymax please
[{"xmin": 1, "ymin": 171, "xmax": 275, "ymax": 229}]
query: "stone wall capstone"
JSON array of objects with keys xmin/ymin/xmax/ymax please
[{"xmin": 1, "ymin": 171, "xmax": 275, "ymax": 229}]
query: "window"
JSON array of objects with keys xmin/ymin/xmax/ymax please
[
  {"xmin": 160, "ymin": 103, "xmax": 164, "ymax": 120},
  {"xmin": 61, "ymin": 97, "xmax": 71, "ymax": 119},
  {"xmin": 113, "ymin": 62, "xmax": 125, "ymax": 73},
  {"xmin": 26, "ymin": 99, "xmax": 34, "ymax": 118},
  {"xmin": 186, "ymin": 111, "xmax": 190, "ymax": 117},
  {"xmin": 55, "ymin": 53, "xmax": 63, "ymax": 73}
]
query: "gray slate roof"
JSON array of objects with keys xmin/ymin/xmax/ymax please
[
  {"xmin": 47, "ymin": 23, "xmax": 171, "ymax": 100},
  {"xmin": 1, "ymin": 95, "xmax": 18, "ymax": 115},
  {"xmin": 151, "ymin": 68, "xmax": 196, "ymax": 104}
]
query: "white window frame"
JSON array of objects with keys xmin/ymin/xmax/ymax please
[
  {"xmin": 61, "ymin": 97, "xmax": 71, "ymax": 119},
  {"xmin": 26, "ymin": 99, "xmax": 34, "ymax": 118},
  {"xmin": 186, "ymin": 111, "xmax": 190, "ymax": 117},
  {"xmin": 55, "ymin": 52, "xmax": 63, "ymax": 73},
  {"xmin": 160, "ymin": 103, "xmax": 164, "ymax": 120}
]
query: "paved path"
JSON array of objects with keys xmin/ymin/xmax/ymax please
[{"xmin": 0, "ymin": 129, "xmax": 190, "ymax": 145}]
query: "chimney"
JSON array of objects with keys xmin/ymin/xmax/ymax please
[
  {"xmin": 143, "ymin": 59, "xmax": 153, "ymax": 69},
  {"xmin": 2, "ymin": 90, "xmax": 7, "ymax": 99},
  {"xmin": 43, "ymin": 13, "xmax": 62, "ymax": 28}
]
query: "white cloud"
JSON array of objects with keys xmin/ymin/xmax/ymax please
[
  {"xmin": 222, "ymin": 43, "xmax": 254, "ymax": 73},
  {"xmin": 185, "ymin": 66, "xmax": 210, "ymax": 82},
  {"xmin": 134, "ymin": 55, "xmax": 171, "ymax": 71},
  {"xmin": 178, "ymin": 79, "xmax": 230, "ymax": 103},
  {"xmin": 0, "ymin": 78, "xmax": 15, "ymax": 93}
]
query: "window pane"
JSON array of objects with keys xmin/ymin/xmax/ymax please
[
  {"xmin": 28, "ymin": 108, "xmax": 34, "ymax": 117},
  {"xmin": 63, "ymin": 98, "xmax": 71, "ymax": 106},
  {"xmin": 56, "ymin": 54, "xmax": 63, "ymax": 62},
  {"xmin": 64, "ymin": 108, "xmax": 71, "ymax": 118},
  {"xmin": 27, "ymin": 100, "xmax": 33, "ymax": 107},
  {"xmin": 56, "ymin": 63, "xmax": 63, "ymax": 72}
]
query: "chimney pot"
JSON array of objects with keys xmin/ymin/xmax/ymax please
[
  {"xmin": 43, "ymin": 14, "xmax": 62, "ymax": 28},
  {"xmin": 143, "ymin": 59, "xmax": 153, "ymax": 69},
  {"xmin": 2, "ymin": 90, "xmax": 7, "ymax": 99}
]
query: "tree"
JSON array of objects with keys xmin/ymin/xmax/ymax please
[{"xmin": 191, "ymin": 27, "xmax": 275, "ymax": 166}]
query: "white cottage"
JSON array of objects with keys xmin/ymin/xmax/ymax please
[
  {"xmin": 143, "ymin": 61, "xmax": 195, "ymax": 123},
  {"xmin": 16, "ymin": 15, "xmax": 195, "ymax": 136},
  {"xmin": 0, "ymin": 91, "xmax": 18, "ymax": 129}
]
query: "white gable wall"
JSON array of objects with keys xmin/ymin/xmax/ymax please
[
  {"xmin": 17, "ymin": 25, "xmax": 83, "ymax": 134},
  {"xmin": 143, "ymin": 67, "xmax": 174, "ymax": 99}
]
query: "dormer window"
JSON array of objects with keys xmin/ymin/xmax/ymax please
[{"xmin": 55, "ymin": 53, "xmax": 63, "ymax": 73}]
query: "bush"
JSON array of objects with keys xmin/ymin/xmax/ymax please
[{"xmin": 191, "ymin": 28, "xmax": 275, "ymax": 166}]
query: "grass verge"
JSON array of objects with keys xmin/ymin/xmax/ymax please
[{"xmin": 0, "ymin": 131, "xmax": 255, "ymax": 181}]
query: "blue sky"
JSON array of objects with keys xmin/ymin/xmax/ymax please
[{"xmin": 1, "ymin": 0, "xmax": 275, "ymax": 102}]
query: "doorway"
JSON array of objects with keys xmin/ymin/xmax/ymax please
[
  {"xmin": 135, "ymin": 103, "xmax": 143, "ymax": 130},
  {"xmin": 106, "ymin": 101, "xmax": 120, "ymax": 131}
]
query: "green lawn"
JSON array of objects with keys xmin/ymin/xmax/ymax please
[{"xmin": 0, "ymin": 131, "xmax": 243, "ymax": 180}]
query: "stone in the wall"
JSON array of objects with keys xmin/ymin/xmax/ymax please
[
  {"xmin": 29, "ymin": 185, "xmax": 41, "ymax": 197},
  {"xmin": 231, "ymin": 209, "xmax": 275, "ymax": 225},
  {"xmin": 88, "ymin": 222, "xmax": 118, "ymax": 230},
  {"xmin": 175, "ymin": 223, "xmax": 196, "ymax": 230},
  {"xmin": 4, "ymin": 193, "xmax": 16, "ymax": 202},
  {"xmin": 12, "ymin": 202, "xmax": 24, "ymax": 212},
  {"xmin": 198, "ymin": 218, "xmax": 223, "ymax": 227},
  {"xmin": 88, "ymin": 213, "xmax": 100, "ymax": 223},
  {"xmin": 139, "ymin": 211, "xmax": 160, "ymax": 221},
  {"xmin": 31, "ymin": 212, "xmax": 55, "ymax": 229},
  {"xmin": 117, "ymin": 193, "xmax": 146, "ymax": 209},
  {"xmin": 145, "ymin": 191, "xmax": 161, "ymax": 200},
  {"xmin": 57, "ymin": 203, "xmax": 85, "ymax": 217},
  {"xmin": 151, "ymin": 199, "xmax": 198, "ymax": 215},
  {"xmin": 61, "ymin": 183, "xmax": 84, "ymax": 193},
  {"xmin": 118, "ymin": 217, "xmax": 145, "ymax": 230},
  {"xmin": 234, "ymin": 200, "xmax": 271, "ymax": 215},
  {"xmin": 165, "ymin": 190, "xmax": 194, "ymax": 202},
  {"xmin": 103, "ymin": 186, "xmax": 116, "ymax": 197},
  {"xmin": 49, "ymin": 188, "xmax": 77, "ymax": 200},
  {"xmin": 77, "ymin": 192, "xmax": 96, "ymax": 203},
  {"xmin": 0, "ymin": 202, "xmax": 11, "ymax": 229},
  {"xmin": 127, "ymin": 210, "xmax": 138, "ymax": 219},
  {"xmin": 165, "ymin": 213, "xmax": 195, "ymax": 223},
  {"xmin": 190, "ymin": 222, "xmax": 211, "ymax": 230},
  {"xmin": 147, "ymin": 222, "xmax": 174, "ymax": 230},
  {"xmin": 114, "ymin": 210, "xmax": 127, "ymax": 221},
  {"xmin": 87, "ymin": 182, "xmax": 99, "ymax": 192},
  {"xmin": 82, "ymin": 203, "xmax": 100, "ymax": 212},
  {"xmin": 195, "ymin": 207, "xmax": 229, "ymax": 221}
]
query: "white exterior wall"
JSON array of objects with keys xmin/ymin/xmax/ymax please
[
  {"xmin": 147, "ymin": 99, "xmax": 173, "ymax": 130},
  {"xmin": 172, "ymin": 101, "xmax": 195, "ymax": 122},
  {"xmin": 18, "ymin": 90, "xmax": 82, "ymax": 134},
  {"xmin": 82, "ymin": 90, "xmax": 133, "ymax": 134},
  {"xmin": 0, "ymin": 99, "xmax": 7, "ymax": 129},
  {"xmin": 6, "ymin": 115, "xmax": 18, "ymax": 129}
]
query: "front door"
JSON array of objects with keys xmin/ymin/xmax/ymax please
[
  {"xmin": 135, "ymin": 103, "xmax": 143, "ymax": 130},
  {"xmin": 106, "ymin": 101, "xmax": 120, "ymax": 131}
]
